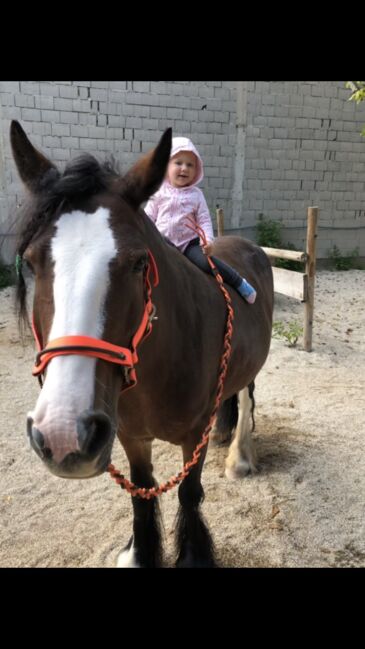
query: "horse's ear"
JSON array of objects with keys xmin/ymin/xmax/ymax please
[
  {"xmin": 10, "ymin": 120, "xmax": 57, "ymax": 191},
  {"xmin": 123, "ymin": 128, "xmax": 172, "ymax": 208}
]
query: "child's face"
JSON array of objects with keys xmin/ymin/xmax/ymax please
[{"xmin": 167, "ymin": 151, "xmax": 197, "ymax": 187}]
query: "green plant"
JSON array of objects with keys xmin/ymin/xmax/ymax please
[
  {"xmin": 255, "ymin": 214, "xmax": 282, "ymax": 248},
  {"xmin": 0, "ymin": 262, "xmax": 15, "ymax": 289},
  {"xmin": 327, "ymin": 245, "xmax": 361, "ymax": 271},
  {"xmin": 272, "ymin": 320, "xmax": 303, "ymax": 347},
  {"xmin": 346, "ymin": 82, "xmax": 365, "ymax": 136},
  {"xmin": 255, "ymin": 216, "xmax": 304, "ymax": 271}
]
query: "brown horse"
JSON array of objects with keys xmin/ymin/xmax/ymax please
[{"xmin": 11, "ymin": 120, "xmax": 273, "ymax": 567}]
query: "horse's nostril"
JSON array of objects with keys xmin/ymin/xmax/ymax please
[
  {"xmin": 77, "ymin": 411, "xmax": 112, "ymax": 457},
  {"xmin": 27, "ymin": 414, "xmax": 34, "ymax": 439},
  {"xmin": 27, "ymin": 416, "xmax": 46, "ymax": 459},
  {"xmin": 33, "ymin": 428, "xmax": 45, "ymax": 451}
]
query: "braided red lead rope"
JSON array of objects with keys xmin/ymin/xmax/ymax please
[{"xmin": 107, "ymin": 219, "xmax": 234, "ymax": 498}]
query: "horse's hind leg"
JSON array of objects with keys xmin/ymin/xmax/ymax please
[
  {"xmin": 175, "ymin": 442, "xmax": 215, "ymax": 568},
  {"xmin": 117, "ymin": 439, "xmax": 163, "ymax": 568},
  {"xmin": 225, "ymin": 383, "xmax": 257, "ymax": 480},
  {"xmin": 210, "ymin": 394, "xmax": 238, "ymax": 446}
]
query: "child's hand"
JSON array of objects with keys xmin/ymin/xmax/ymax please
[{"xmin": 202, "ymin": 242, "xmax": 213, "ymax": 256}]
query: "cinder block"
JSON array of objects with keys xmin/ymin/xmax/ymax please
[
  {"xmin": 54, "ymin": 98, "xmax": 74, "ymax": 111},
  {"xmin": 109, "ymin": 82, "xmax": 127, "ymax": 91},
  {"xmin": 126, "ymin": 117, "xmax": 143, "ymax": 128},
  {"xmin": 97, "ymin": 114, "xmax": 107, "ymax": 127},
  {"xmin": 91, "ymin": 81, "xmax": 109, "ymax": 89},
  {"xmin": 1, "ymin": 106, "xmax": 21, "ymax": 120},
  {"xmin": 39, "ymin": 83, "xmax": 60, "ymax": 97},
  {"xmin": 88, "ymin": 126, "xmax": 107, "ymax": 139},
  {"xmin": 142, "ymin": 118, "xmax": 159, "ymax": 130},
  {"xmin": 61, "ymin": 136, "xmax": 79, "ymax": 148},
  {"xmin": 131, "ymin": 105, "xmax": 150, "ymax": 118},
  {"xmin": 35, "ymin": 96, "xmax": 54, "ymax": 110},
  {"xmin": 78, "ymin": 113, "xmax": 97, "ymax": 126},
  {"xmin": 21, "ymin": 108, "xmax": 41, "ymax": 121},
  {"xmin": 52, "ymin": 123, "xmax": 71, "ymax": 136},
  {"xmin": 0, "ymin": 81, "xmax": 20, "ymax": 93},
  {"xmin": 20, "ymin": 82, "xmax": 40, "ymax": 95},
  {"xmin": 15, "ymin": 94, "xmax": 35, "ymax": 108},
  {"xmin": 59, "ymin": 85, "xmax": 79, "ymax": 99},
  {"xmin": 72, "ymin": 99, "xmax": 91, "ymax": 113},
  {"xmin": 90, "ymin": 88, "xmax": 108, "ymax": 101},
  {"xmin": 173, "ymin": 121, "xmax": 190, "ymax": 133},
  {"xmin": 133, "ymin": 81, "xmax": 151, "ymax": 93},
  {"xmin": 80, "ymin": 138, "xmax": 98, "ymax": 150},
  {"xmin": 43, "ymin": 135, "xmax": 62, "ymax": 147},
  {"xmin": 150, "ymin": 107, "xmax": 166, "ymax": 119},
  {"xmin": 166, "ymin": 108, "xmax": 183, "ymax": 120},
  {"xmin": 78, "ymin": 87, "xmax": 89, "ymax": 99},
  {"xmin": 59, "ymin": 111, "xmax": 79, "ymax": 124}
]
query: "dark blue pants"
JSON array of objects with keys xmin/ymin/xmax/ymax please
[{"xmin": 184, "ymin": 238, "xmax": 242, "ymax": 289}]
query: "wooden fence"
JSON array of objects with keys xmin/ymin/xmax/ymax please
[{"xmin": 216, "ymin": 206, "xmax": 318, "ymax": 352}]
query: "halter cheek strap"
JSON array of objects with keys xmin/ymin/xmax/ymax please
[{"xmin": 31, "ymin": 250, "xmax": 159, "ymax": 393}]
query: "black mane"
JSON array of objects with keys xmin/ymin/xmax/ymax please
[{"xmin": 16, "ymin": 154, "xmax": 121, "ymax": 330}]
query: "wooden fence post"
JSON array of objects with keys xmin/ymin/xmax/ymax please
[
  {"xmin": 303, "ymin": 207, "xmax": 318, "ymax": 352},
  {"xmin": 216, "ymin": 208, "xmax": 224, "ymax": 237}
]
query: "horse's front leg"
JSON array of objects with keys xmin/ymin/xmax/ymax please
[
  {"xmin": 175, "ymin": 440, "xmax": 215, "ymax": 568},
  {"xmin": 117, "ymin": 438, "xmax": 163, "ymax": 568}
]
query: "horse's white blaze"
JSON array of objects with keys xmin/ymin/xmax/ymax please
[{"xmin": 32, "ymin": 207, "xmax": 117, "ymax": 463}]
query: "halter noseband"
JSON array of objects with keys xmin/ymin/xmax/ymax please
[{"xmin": 31, "ymin": 250, "xmax": 159, "ymax": 392}]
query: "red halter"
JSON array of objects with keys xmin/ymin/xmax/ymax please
[{"xmin": 31, "ymin": 250, "xmax": 159, "ymax": 393}]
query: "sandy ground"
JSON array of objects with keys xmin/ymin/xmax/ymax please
[{"xmin": 0, "ymin": 269, "xmax": 364, "ymax": 568}]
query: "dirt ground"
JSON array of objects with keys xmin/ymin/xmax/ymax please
[{"xmin": 0, "ymin": 269, "xmax": 364, "ymax": 568}]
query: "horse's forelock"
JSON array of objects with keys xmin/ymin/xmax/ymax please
[{"xmin": 17, "ymin": 155, "xmax": 121, "ymax": 249}]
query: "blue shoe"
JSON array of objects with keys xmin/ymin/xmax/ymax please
[{"xmin": 237, "ymin": 278, "xmax": 257, "ymax": 304}]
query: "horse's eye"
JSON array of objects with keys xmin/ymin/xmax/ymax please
[
  {"xmin": 22, "ymin": 253, "xmax": 34, "ymax": 274},
  {"xmin": 25, "ymin": 260, "xmax": 34, "ymax": 273},
  {"xmin": 132, "ymin": 255, "xmax": 148, "ymax": 273}
]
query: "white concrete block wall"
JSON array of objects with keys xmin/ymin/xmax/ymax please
[
  {"xmin": 244, "ymin": 81, "xmax": 365, "ymax": 257},
  {"xmin": 1, "ymin": 80, "xmax": 365, "ymax": 263}
]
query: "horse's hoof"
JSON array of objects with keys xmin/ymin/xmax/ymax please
[{"xmin": 225, "ymin": 459, "xmax": 257, "ymax": 480}]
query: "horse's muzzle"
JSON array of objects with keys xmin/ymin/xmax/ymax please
[{"xmin": 27, "ymin": 410, "xmax": 113, "ymax": 478}]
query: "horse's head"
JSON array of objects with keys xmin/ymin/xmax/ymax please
[{"xmin": 11, "ymin": 120, "xmax": 171, "ymax": 478}]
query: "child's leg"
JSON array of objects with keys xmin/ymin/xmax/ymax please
[
  {"xmin": 184, "ymin": 238, "xmax": 212, "ymax": 273},
  {"xmin": 211, "ymin": 256, "xmax": 257, "ymax": 303},
  {"xmin": 184, "ymin": 239, "xmax": 256, "ymax": 304},
  {"xmin": 235, "ymin": 277, "xmax": 257, "ymax": 304}
]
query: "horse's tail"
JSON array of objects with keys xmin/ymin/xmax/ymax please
[
  {"xmin": 214, "ymin": 394, "xmax": 239, "ymax": 443},
  {"xmin": 248, "ymin": 380, "xmax": 256, "ymax": 432}
]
